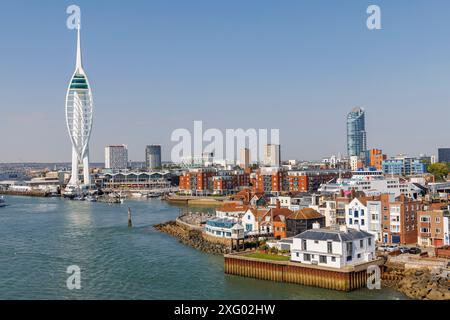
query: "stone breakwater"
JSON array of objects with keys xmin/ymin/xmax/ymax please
[
  {"xmin": 383, "ymin": 267, "xmax": 450, "ymax": 300},
  {"xmin": 154, "ymin": 221, "xmax": 231, "ymax": 255}
]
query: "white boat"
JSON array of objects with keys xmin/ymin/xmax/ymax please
[
  {"xmin": 85, "ymin": 195, "xmax": 97, "ymax": 202},
  {"xmin": 131, "ymin": 192, "xmax": 144, "ymax": 198}
]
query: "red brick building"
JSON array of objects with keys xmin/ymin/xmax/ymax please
[
  {"xmin": 417, "ymin": 209, "xmax": 450, "ymax": 247},
  {"xmin": 179, "ymin": 168, "xmax": 249, "ymax": 195},
  {"xmin": 381, "ymin": 194, "xmax": 422, "ymax": 245},
  {"xmin": 179, "ymin": 168, "xmax": 217, "ymax": 195},
  {"xmin": 287, "ymin": 170, "xmax": 351, "ymax": 193}
]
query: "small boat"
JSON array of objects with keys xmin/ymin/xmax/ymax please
[
  {"xmin": 73, "ymin": 195, "xmax": 85, "ymax": 201},
  {"xmin": 147, "ymin": 192, "xmax": 161, "ymax": 198},
  {"xmin": 131, "ymin": 192, "xmax": 144, "ymax": 198},
  {"xmin": 85, "ymin": 195, "xmax": 97, "ymax": 202}
]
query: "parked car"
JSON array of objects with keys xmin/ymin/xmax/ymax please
[
  {"xmin": 399, "ymin": 246, "xmax": 410, "ymax": 253},
  {"xmin": 408, "ymin": 247, "xmax": 421, "ymax": 254},
  {"xmin": 385, "ymin": 245, "xmax": 399, "ymax": 252},
  {"xmin": 377, "ymin": 245, "xmax": 388, "ymax": 252}
]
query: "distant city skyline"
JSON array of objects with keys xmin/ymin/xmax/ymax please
[{"xmin": 1, "ymin": 1, "xmax": 450, "ymax": 163}]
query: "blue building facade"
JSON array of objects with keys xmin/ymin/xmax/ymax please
[{"xmin": 382, "ymin": 158, "xmax": 427, "ymax": 176}]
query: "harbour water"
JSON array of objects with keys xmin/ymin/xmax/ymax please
[{"xmin": 0, "ymin": 196, "xmax": 406, "ymax": 300}]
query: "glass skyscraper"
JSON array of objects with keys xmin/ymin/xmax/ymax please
[
  {"xmin": 346, "ymin": 108, "xmax": 366, "ymax": 158},
  {"xmin": 146, "ymin": 145, "xmax": 162, "ymax": 169}
]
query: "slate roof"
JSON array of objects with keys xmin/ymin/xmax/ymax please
[{"xmin": 294, "ymin": 228, "xmax": 373, "ymax": 242}]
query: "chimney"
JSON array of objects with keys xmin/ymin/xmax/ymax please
[
  {"xmin": 339, "ymin": 225, "xmax": 348, "ymax": 233},
  {"xmin": 276, "ymin": 199, "xmax": 281, "ymax": 209},
  {"xmin": 312, "ymin": 222, "xmax": 320, "ymax": 229}
]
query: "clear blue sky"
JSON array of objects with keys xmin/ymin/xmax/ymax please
[{"xmin": 1, "ymin": 0, "xmax": 450, "ymax": 163}]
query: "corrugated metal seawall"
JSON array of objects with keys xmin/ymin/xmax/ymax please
[{"xmin": 224, "ymin": 255, "xmax": 384, "ymax": 292}]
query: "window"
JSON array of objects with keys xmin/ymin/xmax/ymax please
[
  {"xmin": 368, "ymin": 238, "xmax": 372, "ymax": 246},
  {"xmin": 296, "ymin": 252, "xmax": 299, "ymax": 257},
  {"xmin": 436, "ymin": 228, "xmax": 441, "ymax": 234},
  {"xmin": 314, "ymin": 240, "xmax": 319, "ymax": 244},
  {"xmin": 331, "ymin": 257, "xmax": 336, "ymax": 262},
  {"xmin": 360, "ymin": 240, "xmax": 364, "ymax": 248},
  {"xmin": 303, "ymin": 254, "xmax": 311, "ymax": 261},
  {"xmin": 319, "ymin": 255, "xmax": 327, "ymax": 264},
  {"xmin": 346, "ymin": 242, "xmax": 353, "ymax": 256},
  {"xmin": 349, "ymin": 218, "xmax": 353, "ymax": 224},
  {"xmin": 361, "ymin": 219, "xmax": 365, "ymax": 226},
  {"xmin": 302, "ymin": 239, "xmax": 307, "ymax": 251},
  {"xmin": 357, "ymin": 253, "xmax": 361, "ymax": 259},
  {"xmin": 354, "ymin": 210, "xmax": 359, "ymax": 218},
  {"xmin": 327, "ymin": 241, "xmax": 333, "ymax": 254},
  {"xmin": 436, "ymin": 217, "xmax": 441, "ymax": 223}
]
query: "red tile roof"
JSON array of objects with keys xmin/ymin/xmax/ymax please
[{"xmin": 288, "ymin": 208, "xmax": 323, "ymax": 220}]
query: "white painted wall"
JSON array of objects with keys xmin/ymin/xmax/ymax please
[{"xmin": 291, "ymin": 234, "xmax": 375, "ymax": 269}]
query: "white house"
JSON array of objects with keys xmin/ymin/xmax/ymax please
[
  {"xmin": 205, "ymin": 217, "xmax": 244, "ymax": 239},
  {"xmin": 345, "ymin": 197, "xmax": 382, "ymax": 241},
  {"xmin": 269, "ymin": 197, "xmax": 291, "ymax": 209},
  {"xmin": 291, "ymin": 224, "xmax": 376, "ymax": 269},
  {"xmin": 241, "ymin": 207, "xmax": 269, "ymax": 235}
]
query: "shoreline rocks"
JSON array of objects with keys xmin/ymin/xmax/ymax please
[
  {"xmin": 382, "ymin": 267, "xmax": 450, "ymax": 300},
  {"xmin": 154, "ymin": 221, "xmax": 231, "ymax": 255}
]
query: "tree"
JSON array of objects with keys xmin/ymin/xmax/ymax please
[{"xmin": 427, "ymin": 163, "xmax": 450, "ymax": 181}]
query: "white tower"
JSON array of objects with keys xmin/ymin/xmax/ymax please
[{"xmin": 65, "ymin": 21, "xmax": 93, "ymax": 192}]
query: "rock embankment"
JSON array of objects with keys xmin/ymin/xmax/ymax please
[
  {"xmin": 383, "ymin": 267, "xmax": 450, "ymax": 300},
  {"xmin": 154, "ymin": 221, "xmax": 230, "ymax": 255}
]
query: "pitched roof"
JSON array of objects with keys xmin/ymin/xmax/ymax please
[
  {"xmin": 288, "ymin": 208, "xmax": 323, "ymax": 220},
  {"xmin": 268, "ymin": 207, "xmax": 294, "ymax": 218},
  {"xmin": 249, "ymin": 207, "xmax": 269, "ymax": 218},
  {"xmin": 217, "ymin": 203, "xmax": 250, "ymax": 212},
  {"xmin": 294, "ymin": 228, "xmax": 373, "ymax": 242}
]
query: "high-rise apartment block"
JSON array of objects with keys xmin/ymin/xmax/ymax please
[
  {"xmin": 105, "ymin": 145, "xmax": 128, "ymax": 169},
  {"xmin": 145, "ymin": 145, "xmax": 162, "ymax": 169},
  {"xmin": 347, "ymin": 108, "xmax": 366, "ymax": 159},
  {"xmin": 263, "ymin": 144, "xmax": 281, "ymax": 167}
]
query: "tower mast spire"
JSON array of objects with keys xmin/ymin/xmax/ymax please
[{"xmin": 76, "ymin": 21, "xmax": 82, "ymax": 71}]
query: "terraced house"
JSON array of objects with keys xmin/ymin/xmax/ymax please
[
  {"xmin": 417, "ymin": 209, "xmax": 450, "ymax": 247},
  {"xmin": 381, "ymin": 194, "xmax": 421, "ymax": 245}
]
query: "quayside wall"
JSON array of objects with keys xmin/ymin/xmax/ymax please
[{"xmin": 224, "ymin": 254, "xmax": 384, "ymax": 292}]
